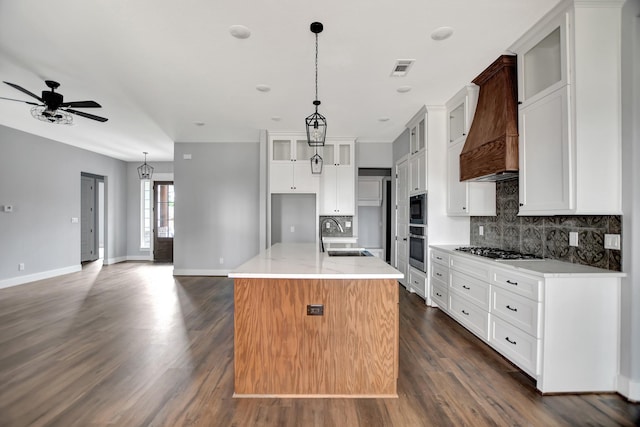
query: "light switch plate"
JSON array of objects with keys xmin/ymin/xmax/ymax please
[
  {"xmin": 479, "ymin": 225, "xmax": 484, "ymax": 236},
  {"xmin": 604, "ymin": 234, "xmax": 620, "ymax": 250},
  {"xmin": 569, "ymin": 231, "xmax": 579, "ymax": 247},
  {"xmin": 3, "ymin": 205, "xmax": 13, "ymax": 212}
]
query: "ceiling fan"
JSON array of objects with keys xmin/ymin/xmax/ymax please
[{"xmin": 1, "ymin": 80, "xmax": 108, "ymax": 123}]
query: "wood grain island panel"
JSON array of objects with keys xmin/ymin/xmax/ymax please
[{"xmin": 234, "ymin": 278, "xmax": 399, "ymax": 397}]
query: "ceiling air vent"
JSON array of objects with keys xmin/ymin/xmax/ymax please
[{"xmin": 390, "ymin": 60, "xmax": 415, "ymax": 77}]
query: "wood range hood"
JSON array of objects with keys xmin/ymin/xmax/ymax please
[{"xmin": 460, "ymin": 55, "xmax": 519, "ymax": 182}]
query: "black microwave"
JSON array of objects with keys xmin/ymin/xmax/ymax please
[{"xmin": 409, "ymin": 193, "xmax": 427, "ymax": 225}]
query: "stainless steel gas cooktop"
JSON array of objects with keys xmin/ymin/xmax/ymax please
[{"xmin": 455, "ymin": 246, "xmax": 543, "ymax": 260}]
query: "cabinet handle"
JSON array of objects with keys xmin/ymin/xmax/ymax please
[
  {"xmin": 506, "ymin": 280, "xmax": 518, "ymax": 286},
  {"xmin": 505, "ymin": 337, "xmax": 517, "ymax": 345},
  {"xmin": 519, "ymin": 203, "xmax": 524, "ymax": 207},
  {"xmin": 436, "ymin": 272, "xmax": 442, "ymax": 277},
  {"xmin": 462, "ymin": 285, "xmax": 471, "ymax": 290},
  {"xmin": 461, "ymin": 310, "xmax": 470, "ymax": 316},
  {"xmin": 436, "ymin": 256, "xmax": 442, "ymax": 260},
  {"xmin": 506, "ymin": 305, "xmax": 518, "ymax": 312},
  {"xmin": 462, "ymin": 207, "xmax": 466, "ymax": 210},
  {"xmin": 403, "ymin": 238, "xmax": 407, "ymax": 241},
  {"xmin": 436, "ymin": 292, "xmax": 442, "ymax": 297},
  {"xmin": 462, "ymin": 133, "xmax": 466, "ymax": 136}
]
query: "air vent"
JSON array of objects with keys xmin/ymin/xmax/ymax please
[{"xmin": 391, "ymin": 60, "xmax": 415, "ymax": 77}]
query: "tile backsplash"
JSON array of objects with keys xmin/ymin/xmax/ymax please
[
  {"xmin": 470, "ymin": 179, "xmax": 622, "ymax": 271},
  {"xmin": 319, "ymin": 216, "xmax": 354, "ymax": 237}
]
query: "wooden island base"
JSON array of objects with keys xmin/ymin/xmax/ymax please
[{"xmin": 233, "ymin": 278, "xmax": 399, "ymax": 397}]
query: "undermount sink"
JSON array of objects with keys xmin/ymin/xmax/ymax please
[{"xmin": 327, "ymin": 250, "xmax": 372, "ymax": 257}]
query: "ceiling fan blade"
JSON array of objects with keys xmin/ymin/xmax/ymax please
[
  {"xmin": 64, "ymin": 108, "xmax": 109, "ymax": 122},
  {"xmin": 60, "ymin": 100, "xmax": 102, "ymax": 108},
  {"xmin": 3, "ymin": 81, "xmax": 43, "ymax": 102},
  {"xmin": 0, "ymin": 96, "xmax": 40, "ymax": 106}
]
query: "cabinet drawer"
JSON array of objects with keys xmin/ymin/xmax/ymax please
[
  {"xmin": 449, "ymin": 293, "xmax": 489, "ymax": 340},
  {"xmin": 431, "ymin": 281, "xmax": 448, "ymax": 310},
  {"xmin": 490, "ymin": 316, "xmax": 539, "ymax": 376},
  {"xmin": 431, "ymin": 263, "xmax": 449, "ymax": 285},
  {"xmin": 451, "ymin": 271, "xmax": 490, "ymax": 310},
  {"xmin": 491, "ymin": 287, "xmax": 541, "ymax": 337},
  {"xmin": 491, "ymin": 267, "xmax": 542, "ymax": 301},
  {"xmin": 451, "ymin": 255, "xmax": 491, "ymax": 281},
  {"xmin": 408, "ymin": 267, "xmax": 426, "ymax": 298},
  {"xmin": 430, "ymin": 250, "xmax": 450, "ymax": 267}
]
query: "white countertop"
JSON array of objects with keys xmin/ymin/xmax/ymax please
[
  {"xmin": 431, "ymin": 245, "xmax": 626, "ymax": 278},
  {"xmin": 229, "ymin": 243, "xmax": 403, "ymax": 279}
]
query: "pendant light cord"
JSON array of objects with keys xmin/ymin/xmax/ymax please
[{"xmin": 315, "ymin": 33, "xmax": 319, "ymax": 106}]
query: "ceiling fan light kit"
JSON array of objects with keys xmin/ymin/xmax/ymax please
[
  {"xmin": 305, "ymin": 21, "xmax": 327, "ymax": 148},
  {"xmin": 1, "ymin": 80, "xmax": 108, "ymax": 123}
]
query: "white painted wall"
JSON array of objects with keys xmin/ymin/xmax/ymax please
[
  {"xmin": 619, "ymin": 0, "xmax": 640, "ymax": 401},
  {"xmin": 0, "ymin": 124, "xmax": 128, "ymax": 288}
]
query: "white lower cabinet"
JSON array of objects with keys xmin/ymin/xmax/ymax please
[
  {"xmin": 449, "ymin": 292, "xmax": 489, "ymax": 340},
  {"xmin": 408, "ymin": 266, "xmax": 426, "ymax": 299},
  {"xmin": 429, "ymin": 246, "xmax": 622, "ymax": 393},
  {"xmin": 490, "ymin": 316, "xmax": 539, "ymax": 376}
]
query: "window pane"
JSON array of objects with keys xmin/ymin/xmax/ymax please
[
  {"xmin": 156, "ymin": 184, "xmax": 174, "ymax": 238},
  {"xmin": 140, "ymin": 180, "xmax": 152, "ymax": 248}
]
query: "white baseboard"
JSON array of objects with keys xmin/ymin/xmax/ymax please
[
  {"xmin": 126, "ymin": 255, "xmax": 153, "ymax": 262},
  {"xmin": 0, "ymin": 265, "xmax": 82, "ymax": 289},
  {"xmin": 104, "ymin": 256, "xmax": 127, "ymax": 265},
  {"xmin": 173, "ymin": 268, "xmax": 231, "ymax": 277},
  {"xmin": 618, "ymin": 374, "xmax": 640, "ymax": 402}
]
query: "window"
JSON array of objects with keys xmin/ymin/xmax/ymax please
[{"xmin": 140, "ymin": 180, "xmax": 152, "ymax": 249}]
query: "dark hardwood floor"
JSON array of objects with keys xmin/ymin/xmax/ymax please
[{"xmin": 0, "ymin": 261, "xmax": 638, "ymax": 427}]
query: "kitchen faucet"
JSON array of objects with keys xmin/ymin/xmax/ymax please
[{"xmin": 320, "ymin": 217, "xmax": 344, "ymax": 252}]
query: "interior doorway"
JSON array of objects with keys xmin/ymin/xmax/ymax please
[
  {"xmin": 80, "ymin": 173, "xmax": 105, "ymax": 263},
  {"xmin": 153, "ymin": 181, "xmax": 174, "ymax": 263}
]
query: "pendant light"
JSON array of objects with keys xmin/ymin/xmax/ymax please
[
  {"xmin": 310, "ymin": 148, "xmax": 323, "ymax": 174},
  {"xmin": 305, "ymin": 22, "xmax": 327, "ymax": 147},
  {"xmin": 137, "ymin": 152, "xmax": 154, "ymax": 180}
]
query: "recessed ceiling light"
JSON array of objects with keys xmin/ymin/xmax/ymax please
[
  {"xmin": 229, "ymin": 25, "xmax": 251, "ymax": 39},
  {"xmin": 256, "ymin": 84, "xmax": 271, "ymax": 92},
  {"xmin": 194, "ymin": 122, "xmax": 205, "ymax": 126},
  {"xmin": 431, "ymin": 26, "xmax": 454, "ymax": 41},
  {"xmin": 397, "ymin": 86, "xmax": 412, "ymax": 93},
  {"xmin": 378, "ymin": 117, "xmax": 390, "ymax": 122},
  {"xmin": 271, "ymin": 116, "xmax": 281, "ymax": 121}
]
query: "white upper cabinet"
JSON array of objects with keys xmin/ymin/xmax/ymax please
[
  {"xmin": 511, "ymin": 1, "xmax": 623, "ymax": 215},
  {"xmin": 269, "ymin": 135, "xmax": 320, "ymax": 193},
  {"xmin": 407, "ymin": 107, "xmax": 428, "ymax": 195},
  {"xmin": 445, "ymin": 85, "xmax": 496, "ymax": 216},
  {"xmin": 320, "ymin": 139, "xmax": 355, "ymax": 215}
]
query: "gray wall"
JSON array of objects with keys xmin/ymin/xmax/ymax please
[
  {"xmin": 0, "ymin": 124, "xmax": 128, "ymax": 287},
  {"xmin": 357, "ymin": 142, "xmax": 393, "ymax": 168},
  {"xmin": 173, "ymin": 142, "xmax": 260, "ymax": 275},
  {"xmin": 125, "ymin": 161, "xmax": 174, "ymax": 259},
  {"xmin": 620, "ymin": 0, "xmax": 640, "ymax": 399},
  {"xmin": 271, "ymin": 194, "xmax": 316, "ymax": 244}
]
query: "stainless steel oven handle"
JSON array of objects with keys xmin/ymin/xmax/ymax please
[{"xmin": 409, "ymin": 234, "xmax": 426, "ymax": 239}]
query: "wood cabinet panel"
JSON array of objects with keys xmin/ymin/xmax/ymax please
[{"xmin": 234, "ymin": 278, "xmax": 398, "ymax": 396}]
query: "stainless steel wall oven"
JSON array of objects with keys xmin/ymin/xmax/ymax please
[{"xmin": 409, "ymin": 225, "xmax": 427, "ymax": 272}]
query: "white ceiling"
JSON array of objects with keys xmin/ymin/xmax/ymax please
[{"xmin": 0, "ymin": 0, "xmax": 561, "ymax": 162}]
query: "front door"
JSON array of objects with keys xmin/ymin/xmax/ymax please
[{"xmin": 153, "ymin": 181, "xmax": 174, "ymax": 263}]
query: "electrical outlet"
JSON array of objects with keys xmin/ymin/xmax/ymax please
[
  {"xmin": 219, "ymin": 257, "xmax": 224, "ymax": 264},
  {"xmin": 290, "ymin": 225, "xmax": 295, "ymax": 233},
  {"xmin": 479, "ymin": 225, "xmax": 484, "ymax": 236},
  {"xmin": 18, "ymin": 263, "xmax": 25, "ymax": 271},
  {"xmin": 604, "ymin": 234, "xmax": 621, "ymax": 250},
  {"xmin": 569, "ymin": 232, "xmax": 579, "ymax": 247}
]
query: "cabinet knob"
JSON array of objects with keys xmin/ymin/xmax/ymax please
[
  {"xmin": 462, "ymin": 207, "xmax": 466, "ymax": 210},
  {"xmin": 519, "ymin": 203, "xmax": 524, "ymax": 207},
  {"xmin": 462, "ymin": 310, "xmax": 469, "ymax": 316}
]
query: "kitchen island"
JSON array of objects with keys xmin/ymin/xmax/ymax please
[{"xmin": 228, "ymin": 243, "xmax": 403, "ymax": 398}]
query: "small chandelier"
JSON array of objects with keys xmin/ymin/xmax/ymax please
[
  {"xmin": 305, "ymin": 22, "xmax": 327, "ymax": 147},
  {"xmin": 137, "ymin": 152, "xmax": 154, "ymax": 180},
  {"xmin": 310, "ymin": 150, "xmax": 323, "ymax": 174}
]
